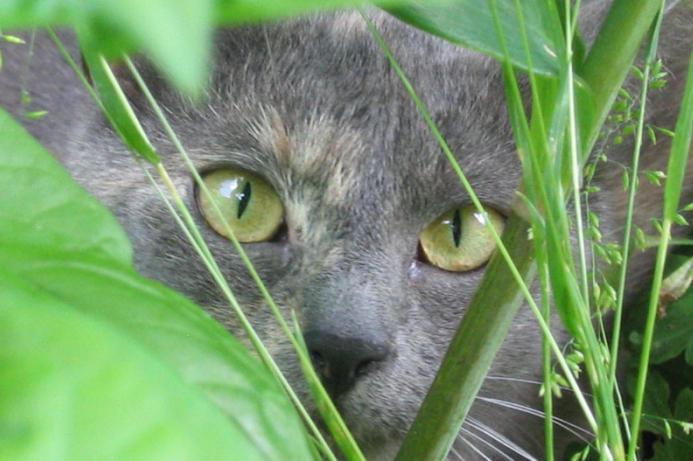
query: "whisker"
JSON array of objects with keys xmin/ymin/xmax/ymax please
[
  {"xmin": 449, "ymin": 444, "xmax": 471, "ymax": 461},
  {"xmin": 477, "ymin": 396, "xmax": 593, "ymax": 440},
  {"xmin": 466, "ymin": 417, "xmax": 539, "ymax": 461},
  {"xmin": 485, "ymin": 375, "xmax": 545, "ymax": 385},
  {"xmin": 484, "ymin": 375, "xmax": 593, "ymax": 397},
  {"xmin": 458, "ymin": 429, "xmax": 510, "ymax": 461}
]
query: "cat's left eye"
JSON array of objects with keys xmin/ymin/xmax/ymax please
[
  {"xmin": 197, "ymin": 168, "xmax": 284, "ymax": 242},
  {"xmin": 418, "ymin": 205, "xmax": 504, "ymax": 272}
]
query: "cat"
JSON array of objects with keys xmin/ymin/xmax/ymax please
[{"xmin": 1, "ymin": 2, "xmax": 691, "ymax": 459}]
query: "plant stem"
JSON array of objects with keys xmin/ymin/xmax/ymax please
[
  {"xmin": 396, "ymin": 215, "xmax": 538, "ymax": 461},
  {"xmin": 152, "ymin": 164, "xmax": 337, "ymax": 461},
  {"xmin": 564, "ymin": 0, "xmax": 589, "ymax": 303},
  {"xmin": 609, "ymin": 1, "xmax": 665, "ymax": 390},
  {"xmin": 364, "ymin": 12, "xmax": 597, "ymax": 461},
  {"xmin": 46, "ymin": 28, "xmax": 104, "ymax": 113},
  {"xmin": 627, "ymin": 50, "xmax": 693, "ymax": 461},
  {"xmin": 626, "ymin": 220, "xmax": 670, "ymax": 460},
  {"xmin": 50, "ymin": 29, "xmax": 339, "ymax": 461},
  {"xmin": 144, "ymin": 165, "xmax": 336, "ymax": 461},
  {"xmin": 580, "ymin": 0, "xmax": 663, "ymax": 155},
  {"xmin": 540, "ymin": 260, "xmax": 554, "ymax": 461}
]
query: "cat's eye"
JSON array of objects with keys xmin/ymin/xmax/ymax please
[
  {"xmin": 418, "ymin": 205, "xmax": 504, "ymax": 272},
  {"xmin": 197, "ymin": 168, "xmax": 284, "ymax": 242}
]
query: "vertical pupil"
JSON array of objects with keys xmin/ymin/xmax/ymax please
[
  {"xmin": 237, "ymin": 181, "xmax": 252, "ymax": 219},
  {"xmin": 451, "ymin": 209, "xmax": 462, "ymax": 247}
]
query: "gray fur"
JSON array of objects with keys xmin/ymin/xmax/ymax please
[{"xmin": 1, "ymin": 3, "xmax": 691, "ymax": 459}]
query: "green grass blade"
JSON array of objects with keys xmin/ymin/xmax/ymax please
[
  {"xmin": 2, "ymin": 0, "xmax": 213, "ymax": 95},
  {"xmin": 662, "ymin": 52, "xmax": 693, "ymax": 222},
  {"xmin": 580, "ymin": 0, "xmax": 663, "ymax": 155},
  {"xmin": 362, "ymin": 10, "xmax": 597, "ymax": 460},
  {"xmin": 609, "ymin": 1, "xmax": 665, "ymax": 391},
  {"xmin": 627, "ymin": 50, "xmax": 693, "ymax": 461},
  {"xmin": 76, "ymin": 41, "xmax": 159, "ymax": 164},
  {"xmin": 122, "ymin": 57, "xmax": 363, "ymax": 461}
]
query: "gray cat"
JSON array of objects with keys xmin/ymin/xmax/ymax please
[{"xmin": 1, "ymin": 2, "xmax": 691, "ymax": 459}]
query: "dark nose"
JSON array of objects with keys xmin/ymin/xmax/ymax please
[{"xmin": 304, "ymin": 330, "xmax": 390, "ymax": 399}]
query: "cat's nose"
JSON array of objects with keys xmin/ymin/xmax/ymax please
[{"xmin": 304, "ymin": 330, "xmax": 390, "ymax": 399}]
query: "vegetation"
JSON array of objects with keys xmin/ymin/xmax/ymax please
[{"xmin": 0, "ymin": 1, "xmax": 691, "ymax": 460}]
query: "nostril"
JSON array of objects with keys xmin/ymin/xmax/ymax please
[
  {"xmin": 303, "ymin": 330, "xmax": 391, "ymax": 398},
  {"xmin": 309, "ymin": 349, "xmax": 325, "ymax": 368}
]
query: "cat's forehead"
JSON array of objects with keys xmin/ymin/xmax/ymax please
[{"xmin": 166, "ymin": 11, "xmax": 520, "ymax": 222}]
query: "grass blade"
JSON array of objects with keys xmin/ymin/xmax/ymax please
[
  {"xmin": 122, "ymin": 57, "xmax": 363, "ymax": 461},
  {"xmin": 363, "ymin": 9, "xmax": 597, "ymax": 460},
  {"xmin": 580, "ymin": 0, "xmax": 663, "ymax": 155},
  {"xmin": 609, "ymin": 1, "xmax": 665, "ymax": 390},
  {"xmin": 627, "ymin": 50, "xmax": 693, "ymax": 461}
]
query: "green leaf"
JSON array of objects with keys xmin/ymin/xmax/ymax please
[
  {"xmin": 649, "ymin": 288, "xmax": 693, "ymax": 365},
  {"xmin": 214, "ymin": 0, "xmax": 398, "ymax": 23},
  {"xmin": 651, "ymin": 388, "xmax": 693, "ymax": 461},
  {"xmin": 0, "ymin": 272, "xmax": 261, "ymax": 461},
  {"xmin": 0, "ymin": 245, "xmax": 314, "ymax": 461},
  {"xmin": 0, "ymin": 0, "xmax": 213, "ymax": 94},
  {"xmin": 78, "ymin": 48, "xmax": 159, "ymax": 164},
  {"xmin": 386, "ymin": 0, "xmax": 564, "ymax": 75},
  {"xmin": 0, "ymin": 108, "xmax": 314, "ymax": 460},
  {"xmin": 634, "ymin": 370, "xmax": 672, "ymax": 435},
  {"xmin": 0, "ymin": 108, "xmax": 132, "ymax": 265},
  {"xmin": 663, "ymin": 52, "xmax": 693, "ymax": 221}
]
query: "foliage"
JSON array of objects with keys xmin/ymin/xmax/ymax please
[
  {"xmin": 386, "ymin": 0, "xmax": 563, "ymax": 75},
  {"xmin": 624, "ymin": 254, "xmax": 693, "ymax": 459},
  {"xmin": 0, "ymin": 108, "xmax": 314, "ymax": 461},
  {"xmin": 1, "ymin": 0, "xmax": 691, "ymax": 460}
]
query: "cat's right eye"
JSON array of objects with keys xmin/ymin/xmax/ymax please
[
  {"xmin": 197, "ymin": 168, "xmax": 284, "ymax": 242},
  {"xmin": 418, "ymin": 205, "xmax": 504, "ymax": 272}
]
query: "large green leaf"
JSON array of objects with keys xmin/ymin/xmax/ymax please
[
  {"xmin": 0, "ymin": 245, "xmax": 313, "ymax": 461},
  {"xmin": 0, "ymin": 108, "xmax": 314, "ymax": 460},
  {"xmin": 214, "ymin": 0, "xmax": 399, "ymax": 23},
  {"xmin": 0, "ymin": 109, "xmax": 132, "ymax": 265},
  {"xmin": 0, "ymin": 0, "xmax": 212, "ymax": 95},
  {"xmin": 386, "ymin": 0, "xmax": 564, "ymax": 75},
  {"xmin": 0, "ymin": 272, "xmax": 260, "ymax": 461},
  {"xmin": 0, "ymin": 0, "xmax": 402, "ymax": 94}
]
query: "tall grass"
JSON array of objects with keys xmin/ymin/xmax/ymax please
[
  {"xmin": 374, "ymin": 0, "xmax": 691, "ymax": 460},
  {"xmin": 36, "ymin": 0, "xmax": 692, "ymax": 460}
]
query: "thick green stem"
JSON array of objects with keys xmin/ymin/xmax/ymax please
[
  {"xmin": 395, "ymin": 215, "xmax": 537, "ymax": 461},
  {"xmin": 580, "ymin": 0, "xmax": 663, "ymax": 155}
]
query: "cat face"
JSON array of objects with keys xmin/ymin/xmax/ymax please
[
  {"xmin": 58, "ymin": 12, "xmax": 576, "ymax": 459},
  {"xmin": 53, "ymin": 4, "xmax": 693, "ymax": 457}
]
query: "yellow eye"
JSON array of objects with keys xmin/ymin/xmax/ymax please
[
  {"xmin": 197, "ymin": 168, "xmax": 284, "ymax": 243},
  {"xmin": 419, "ymin": 205, "xmax": 504, "ymax": 272}
]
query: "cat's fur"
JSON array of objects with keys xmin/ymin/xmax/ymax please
[{"xmin": 1, "ymin": 2, "xmax": 691, "ymax": 459}]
